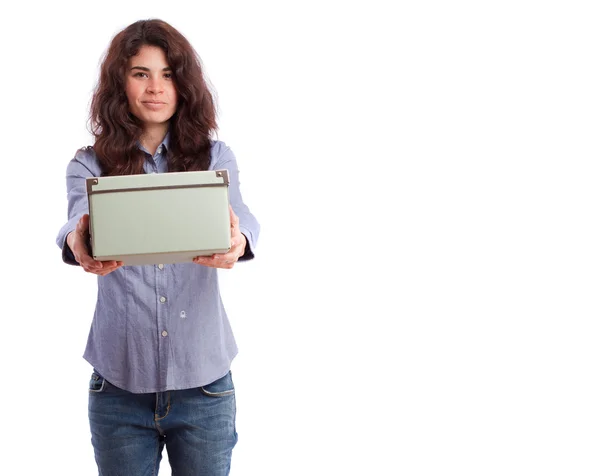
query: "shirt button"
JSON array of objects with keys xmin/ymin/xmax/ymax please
[
  {"xmin": 158, "ymin": 264, "xmax": 164, "ymax": 270},
  {"xmin": 161, "ymin": 330, "xmax": 168, "ymax": 337},
  {"xmin": 160, "ymin": 296, "xmax": 167, "ymax": 303}
]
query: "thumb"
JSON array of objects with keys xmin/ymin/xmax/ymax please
[
  {"xmin": 229, "ymin": 205, "xmax": 235, "ymax": 227},
  {"xmin": 77, "ymin": 214, "xmax": 90, "ymax": 235}
]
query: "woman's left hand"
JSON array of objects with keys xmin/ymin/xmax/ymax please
[{"xmin": 193, "ymin": 205, "xmax": 246, "ymax": 269}]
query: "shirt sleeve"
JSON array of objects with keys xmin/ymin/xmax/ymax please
[
  {"xmin": 213, "ymin": 144, "xmax": 260, "ymax": 261},
  {"xmin": 55, "ymin": 151, "xmax": 98, "ymax": 266}
]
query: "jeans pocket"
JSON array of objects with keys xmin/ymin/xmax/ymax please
[
  {"xmin": 89, "ymin": 372, "xmax": 106, "ymax": 393},
  {"xmin": 200, "ymin": 371, "xmax": 235, "ymax": 397}
]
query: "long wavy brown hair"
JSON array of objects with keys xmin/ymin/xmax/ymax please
[{"xmin": 88, "ymin": 19, "xmax": 218, "ymax": 176}]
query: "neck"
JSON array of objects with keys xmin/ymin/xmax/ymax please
[{"xmin": 140, "ymin": 124, "xmax": 168, "ymax": 156}]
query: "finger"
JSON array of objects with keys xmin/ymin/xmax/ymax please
[
  {"xmin": 193, "ymin": 255, "xmax": 214, "ymax": 264},
  {"xmin": 92, "ymin": 261, "xmax": 123, "ymax": 275},
  {"xmin": 100, "ymin": 260, "xmax": 120, "ymax": 267},
  {"xmin": 194, "ymin": 254, "xmax": 235, "ymax": 268},
  {"xmin": 80, "ymin": 256, "xmax": 102, "ymax": 270},
  {"xmin": 104, "ymin": 261, "xmax": 123, "ymax": 271},
  {"xmin": 232, "ymin": 233, "xmax": 246, "ymax": 253},
  {"xmin": 215, "ymin": 252, "xmax": 238, "ymax": 265},
  {"xmin": 229, "ymin": 205, "xmax": 239, "ymax": 229},
  {"xmin": 230, "ymin": 225, "xmax": 242, "ymax": 246},
  {"xmin": 98, "ymin": 267, "xmax": 120, "ymax": 276},
  {"xmin": 77, "ymin": 214, "xmax": 90, "ymax": 234},
  {"xmin": 230, "ymin": 231, "xmax": 242, "ymax": 246},
  {"xmin": 193, "ymin": 258, "xmax": 217, "ymax": 268},
  {"xmin": 98, "ymin": 265, "xmax": 120, "ymax": 275},
  {"xmin": 82, "ymin": 260, "xmax": 103, "ymax": 272}
]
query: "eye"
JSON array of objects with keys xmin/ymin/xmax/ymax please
[
  {"xmin": 133, "ymin": 72, "xmax": 148, "ymax": 78},
  {"xmin": 164, "ymin": 73, "xmax": 173, "ymax": 80}
]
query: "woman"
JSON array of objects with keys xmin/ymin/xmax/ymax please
[{"xmin": 56, "ymin": 19, "xmax": 259, "ymax": 475}]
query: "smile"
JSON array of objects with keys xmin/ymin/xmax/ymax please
[{"xmin": 142, "ymin": 102, "xmax": 167, "ymax": 110}]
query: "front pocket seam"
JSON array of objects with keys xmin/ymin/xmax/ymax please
[
  {"xmin": 200, "ymin": 387, "xmax": 234, "ymax": 397},
  {"xmin": 89, "ymin": 377, "xmax": 106, "ymax": 393}
]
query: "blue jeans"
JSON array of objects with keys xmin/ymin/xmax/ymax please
[{"xmin": 88, "ymin": 370, "xmax": 238, "ymax": 476}]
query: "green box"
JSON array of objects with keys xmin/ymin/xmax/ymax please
[{"xmin": 86, "ymin": 170, "xmax": 231, "ymax": 265}]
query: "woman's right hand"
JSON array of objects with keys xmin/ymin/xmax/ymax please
[{"xmin": 68, "ymin": 214, "xmax": 124, "ymax": 276}]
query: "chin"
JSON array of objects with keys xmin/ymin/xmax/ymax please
[
  {"xmin": 139, "ymin": 114, "xmax": 173, "ymax": 125},
  {"xmin": 146, "ymin": 116, "xmax": 172, "ymax": 124}
]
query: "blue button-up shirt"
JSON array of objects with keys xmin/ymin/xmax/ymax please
[{"xmin": 56, "ymin": 135, "xmax": 260, "ymax": 393}]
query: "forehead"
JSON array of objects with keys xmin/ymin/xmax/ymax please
[{"xmin": 128, "ymin": 45, "xmax": 169, "ymax": 67}]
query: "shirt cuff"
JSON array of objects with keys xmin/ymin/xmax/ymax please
[
  {"xmin": 62, "ymin": 235, "xmax": 80, "ymax": 266},
  {"xmin": 238, "ymin": 232, "xmax": 255, "ymax": 261}
]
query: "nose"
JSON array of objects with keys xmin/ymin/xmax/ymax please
[{"xmin": 146, "ymin": 78, "xmax": 163, "ymax": 94}]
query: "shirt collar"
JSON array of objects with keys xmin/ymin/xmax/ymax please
[{"xmin": 161, "ymin": 131, "xmax": 171, "ymax": 152}]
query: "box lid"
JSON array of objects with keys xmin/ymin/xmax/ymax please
[{"xmin": 87, "ymin": 169, "xmax": 229, "ymax": 194}]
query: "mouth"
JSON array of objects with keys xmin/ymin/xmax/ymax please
[{"xmin": 141, "ymin": 101, "xmax": 167, "ymax": 111}]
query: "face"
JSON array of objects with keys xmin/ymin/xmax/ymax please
[{"xmin": 125, "ymin": 45, "xmax": 178, "ymax": 131}]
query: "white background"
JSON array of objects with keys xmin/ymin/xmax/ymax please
[{"xmin": 1, "ymin": 0, "xmax": 599, "ymax": 474}]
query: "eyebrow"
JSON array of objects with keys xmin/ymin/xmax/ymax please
[{"xmin": 130, "ymin": 66, "xmax": 172, "ymax": 72}]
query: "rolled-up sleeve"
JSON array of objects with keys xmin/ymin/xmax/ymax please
[
  {"xmin": 55, "ymin": 150, "xmax": 99, "ymax": 265},
  {"xmin": 213, "ymin": 144, "xmax": 260, "ymax": 261}
]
